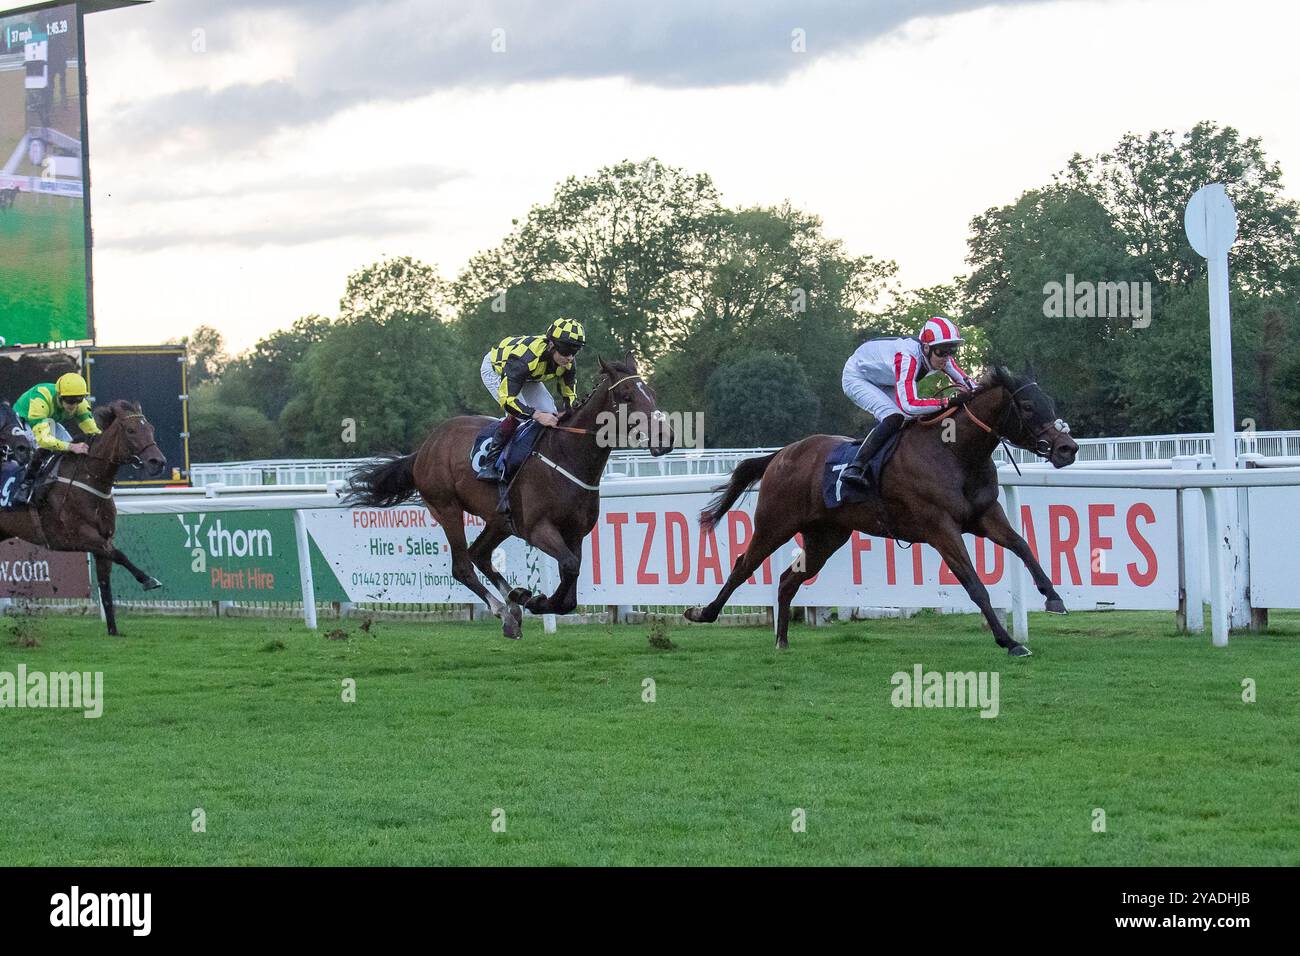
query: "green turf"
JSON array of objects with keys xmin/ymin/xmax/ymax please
[{"xmin": 0, "ymin": 610, "xmax": 1297, "ymax": 866}]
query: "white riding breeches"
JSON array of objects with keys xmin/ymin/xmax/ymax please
[
  {"xmin": 842, "ymin": 368, "xmax": 905, "ymax": 423},
  {"xmin": 480, "ymin": 353, "xmax": 557, "ymax": 416}
]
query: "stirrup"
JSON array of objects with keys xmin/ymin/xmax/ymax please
[{"xmin": 9, "ymin": 479, "xmax": 35, "ymax": 507}]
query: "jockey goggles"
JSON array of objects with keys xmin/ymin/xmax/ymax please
[{"xmin": 550, "ymin": 339, "xmax": 582, "ymax": 357}]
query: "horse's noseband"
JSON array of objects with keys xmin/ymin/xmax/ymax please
[{"xmin": 1000, "ymin": 383, "xmax": 1069, "ymax": 459}]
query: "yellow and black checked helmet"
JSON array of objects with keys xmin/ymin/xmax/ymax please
[{"xmin": 546, "ymin": 318, "xmax": 586, "ymax": 352}]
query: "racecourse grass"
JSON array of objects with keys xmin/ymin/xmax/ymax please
[{"xmin": 1, "ymin": 610, "xmax": 1297, "ymax": 866}]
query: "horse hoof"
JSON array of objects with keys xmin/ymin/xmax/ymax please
[
  {"xmin": 684, "ymin": 607, "xmax": 701, "ymax": 623},
  {"xmin": 525, "ymin": 595, "xmax": 549, "ymax": 615},
  {"xmin": 1008, "ymin": 643, "xmax": 1032, "ymax": 658},
  {"xmin": 776, "ymin": 638, "xmax": 789, "ymax": 650},
  {"xmin": 142, "ymin": 577, "xmax": 163, "ymax": 591},
  {"xmin": 1045, "ymin": 598, "xmax": 1067, "ymax": 614},
  {"xmin": 507, "ymin": 587, "xmax": 532, "ymax": 605},
  {"xmin": 503, "ymin": 605, "xmax": 522, "ymax": 640}
]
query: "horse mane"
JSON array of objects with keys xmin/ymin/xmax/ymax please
[
  {"xmin": 92, "ymin": 399, "xmax": 142, "ymax": 430},
  {"xmin": 565, "ymin": 357, "xmax": 637, "ymax": 417},
  {"xmin": 938, "ymin": 365, "xmax": 1022, "ymax": 413}
]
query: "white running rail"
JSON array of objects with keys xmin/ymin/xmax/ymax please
[{"xmin": 189, "ymin": 430, "xmax": 1300, "ymax": 487}]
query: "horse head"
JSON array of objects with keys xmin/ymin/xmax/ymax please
[
  {"xmin": 93, "ymin": 399, "xmax": 168, "ymax": 477},
  {"xmin": 573, "ymin": 351, "xmax": 675, "ymax": 457},
  {"xmin": 981, "ymin": 366, "xmax": 1078, "ymax": 468}
]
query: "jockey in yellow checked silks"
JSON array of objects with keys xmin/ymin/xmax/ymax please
[
  {"xmin": 9, "ymin": 372, "xmax": 101, "ymax": 506},
  {"xmin": 480, "ymin": 318, "xmax": 586, "ymax": 511}
]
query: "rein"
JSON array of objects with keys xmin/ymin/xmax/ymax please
[
  {"xmin": 548, "ymin": 375, "xmax": 644, "ymax": 435},
  {"xmin": 919, "ymin": 381, "xmax": 1065, "ymax": 470},
  {"xmin": 918, "ymin": 402, "xmax": 993, "ymax": 434},
  {"xmin": 529, "ymin": 373, "xmax": 649, "ymax": 492}
]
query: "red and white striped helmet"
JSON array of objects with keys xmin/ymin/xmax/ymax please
[{"xmin": 919, "ymin": 316, "xmax": 963, "ymax": 348}]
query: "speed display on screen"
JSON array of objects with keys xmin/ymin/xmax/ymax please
[{"xmin": 0, "ymin": 2, "xmax": 89, "ymax": 347}]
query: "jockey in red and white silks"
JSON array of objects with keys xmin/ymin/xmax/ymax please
[{"xmin": 839, "ymin": 316, "xmax": 975, "ymax": 488}]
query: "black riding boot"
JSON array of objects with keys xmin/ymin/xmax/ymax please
[
  {"xmin": 484, "ymin": 415, "xmax": 521, "ymax": 472},
  {"xmin": 490, "ymin": 415, "xmax": 524, "ymax": 514},
  {"xmin": 841, "ymin": 414, "xmax": 904, "ymax": 489}
]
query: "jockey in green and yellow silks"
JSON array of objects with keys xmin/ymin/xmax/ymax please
[
  {"xmin": 14, "ymin": 372, "xmax": 100, "ymax": 453},
  {"xmin": 9, "ymin": 372, "xmax": 100, "ymax": 505}
]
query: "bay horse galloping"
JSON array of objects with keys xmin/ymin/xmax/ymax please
[
  {"xmin": 0, "ymin": 400, "xmax": 168, "ymax": 635},
  {"xmin": 684, "ymin": 367, "xmax": 1079, "ymax": 656},
  {"xmin": 344, "ymin": 353, "xmax": 675, "ymax": 638}
]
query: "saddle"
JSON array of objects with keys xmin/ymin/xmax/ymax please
[
  {"xmin": 470, "ymin": 419, "xmax": 544, "ymax": 483},
  {"xmin": 822, "ymin": 424, "xmax": 908, "ymax": 509},
  {"xmin": 0, "ymin": 453, "xmax": 62, "ymax": 511}
]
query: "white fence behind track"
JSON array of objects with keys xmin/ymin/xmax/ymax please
[
  {"xmin": 188, "ymin": 430, "xmax": 1300, "ymax": 486},
  {"xmin": 11, "ymin": 460, "xmax": 1285, "ymax": 648}
]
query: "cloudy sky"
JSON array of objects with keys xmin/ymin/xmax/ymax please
[{"xmin": 80, "ymin": 0, "xmax": 1300, "ymax": 352}]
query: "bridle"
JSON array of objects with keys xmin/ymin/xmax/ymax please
[
  {"xmin": 997, "ymin": 381, "xmax": 1070, "ymax": 461},
  {"xmin": 923, "ymin": 380, "xmax": 1069, "ymax": 468},
  {"xmin": 86, "ymin": 412, "xmax": 159, "ymax": 469},
  {"xmin": 550, "ymin": 373, "xmax": 656, "ymax": 439}
]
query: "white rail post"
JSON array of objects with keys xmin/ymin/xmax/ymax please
[
  {"xmin": 1200, "ymin": 487, "xmax": 1229, "ymax": 647},
  {"xmin": 543, "ymin": 554, "xmax": 557, "ymax": 634},
  {"xmin": 1173, "ymin": 455, "xmax": 1204, "ymax": 632},
  {"xmin": 293, "ymin": 510, "xmax": 317, "ymax": 629},
  {"xmin": 772, "ymin": 537, "xmax": 793, "ymax": 638},
  {"xmin": 1002, "ymin": 484, "xmax": 1028, "ymax": 642}
]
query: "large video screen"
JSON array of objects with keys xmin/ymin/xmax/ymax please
[{"xmin": 0, "ymin": 3, "xmax": 89, "ymax": 347}]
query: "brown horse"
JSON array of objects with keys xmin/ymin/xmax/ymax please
[
  {"xmin": 344, "ymin": 353, "xmax": 675, "ymax": 638},
  {"xmin": 684, "ymin": 367, "xmax": 1079, "ymax": 656},
  {"xmin": 0, "ymin": 400, "xmax": 168, "ymax": 635}
]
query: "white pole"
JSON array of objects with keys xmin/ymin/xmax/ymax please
[
  {"xmin": 1002, "ymin": 485, "xmax": 1028, "ymax": 642},
  {"xmin": 1185, "ymin": 184, "xmax": 1248, "ymax": 631},
  {"xmin": 293, "ymin": 510, "xmax": 317, "ymax": 629},
  {"xmin": 1201, "ymin": 487, "xmax": 1229, "ymax": 647}
]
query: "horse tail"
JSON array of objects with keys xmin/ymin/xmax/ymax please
[
  {"xmin": 698, "ymin": 452, "xmax": 779, "ymax": 532},
  {"xmin": 342, "ymin": 453, "xmax": 418, "ymax": 508}
]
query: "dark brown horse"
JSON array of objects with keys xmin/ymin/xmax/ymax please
[
  {"xmin": 684, "ymin": 367, "xmax": 1079, "ymax": 656},
  {"xmin": 0, "ymin": 400, "xmax": 168, "ymax": 635},
  {"xmin": 345, "ymin": 353, "xmax": 675, "ymax": 638}
]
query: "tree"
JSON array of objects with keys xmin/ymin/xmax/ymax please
[
  {"xmin": 220, "ymin": 315, "xmax": 332, "ymax": 422},
  {"xmin": 341, "ymin": 256, "xmax": 453, "ymax": 323},
  {"xmin": 290, "ymin": 312, "xmax": 460, "ymax": 457},
  {"xmin": 453, "ymin": 158, "xmax": 722, "ymax": 362},
  {"xmin": 964, "ymin": 184, "xmax": 1152, "ymax": 436},
  {"xmin": 654, "ymin": 204, "xmax": 895, "ymax": 438},
  {"xmin": 705, "ymin": 351, "xmax": 820, "ymax": 446},
  {"xmin": 1064, "ymin": 122, "xmax": 1300, "ymax": 294},
  {"xmin": 186, "ymin": 382, "xmax": 279, "ymax": 461},
  {"xmin": 179, "ymin": 325, "xmax": 228, "ymax": 387}
]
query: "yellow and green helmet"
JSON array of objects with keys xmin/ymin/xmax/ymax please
[
  {"xmin": 546, "ymin": 318, "xmax": 586, "ymax": 352},
  {"xmin": 56, "ymin": 372, "xmax": 90, "ymax": 399}
]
